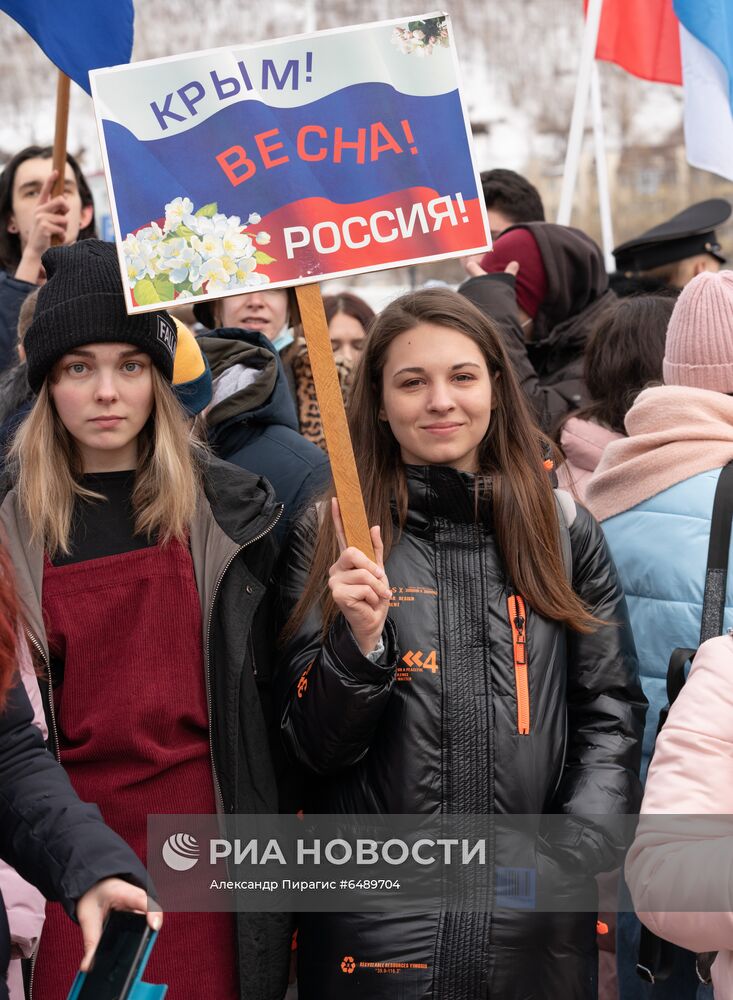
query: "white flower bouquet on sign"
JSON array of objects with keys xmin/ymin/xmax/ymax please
[
  {"xmin": 121, "ymin": 197, "xmax": 276, "ymax": 306},
  {"xmin": 391, "ymin": 17, "xmax": 449, "ymax": 57}
]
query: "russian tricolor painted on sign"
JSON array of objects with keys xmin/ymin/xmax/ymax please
[
  {"xmin": 585, "ymin": 0, "xmax": 733, "ymax": 183},
  {"xmin": 90, "ymin": 14, "xmax": 490, "ymax": 314}
]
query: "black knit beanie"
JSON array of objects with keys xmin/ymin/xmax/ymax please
[{"xmin": 24, "ymin": 240, "xmax": 177, "ymax": 393}]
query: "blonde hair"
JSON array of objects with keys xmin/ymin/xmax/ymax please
[{"xmin": 9, "ymin": 367, "xmax": 204, "ymax": 557}]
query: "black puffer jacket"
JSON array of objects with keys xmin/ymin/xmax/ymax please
[{"xmin": 277, "ymin": 466, "xmax": 646, "ymax": 1000}]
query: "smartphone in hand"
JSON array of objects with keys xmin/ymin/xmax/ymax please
[{"xmin": 67, "ymin": 910, "xmax": 158, "ymax": 1000}]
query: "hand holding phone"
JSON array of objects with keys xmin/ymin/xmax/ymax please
[
  {"xmin": 68, "ymin": 910, "xmax": 160, "ymax": 1000},
  {"xmin": 76, "ymin": 876, "xmax": 161, "ymax": 972}
]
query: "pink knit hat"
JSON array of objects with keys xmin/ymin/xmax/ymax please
[{"xmin": 663, "ymin": 270, "xmax": 733, "ymax": 392}]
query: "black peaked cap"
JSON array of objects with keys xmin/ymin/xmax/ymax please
[{"xmin": 613, "ymin": 198, "xmax": 731, "ymax": 273}]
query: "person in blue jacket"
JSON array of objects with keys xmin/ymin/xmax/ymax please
[
  {"xmin": 586, "ymin": 270, "xmax": 733, "ymax": 1000},
  {"xmin": 0, "ymin": 146, "xmax": 96, "ymax": 374},
  {"xmin": 200, "ymin": 326, "xmax": 331, "ymax": 540}
]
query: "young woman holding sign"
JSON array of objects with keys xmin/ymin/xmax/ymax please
[
  {"xmin": 1, "ymin": 240, "xmax": 290, "ymax": 1000},
  {"xmin": 278, "ymin": 288, "xmax": 646, "ymax": 999}
]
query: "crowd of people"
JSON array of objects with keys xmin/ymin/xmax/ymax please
[{"xmin": 0, "ymin": 145, "xmax": 731, "ymax": 1000}]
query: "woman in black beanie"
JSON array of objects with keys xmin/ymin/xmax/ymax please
[{"xmin": 1, "ymin": 240, "xmax": 290, "ymax": 1000}]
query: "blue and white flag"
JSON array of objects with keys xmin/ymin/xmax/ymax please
[
  {"xmin": 0, "ymin": 0, "xmax": 134, "ymax": 94},
  {"xmin": 674, "ymin": 0, "xmax": 733, "ymax": 183}
]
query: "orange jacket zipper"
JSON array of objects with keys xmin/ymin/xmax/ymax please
[{"xmin": 508, "ymin": 594, "xmax": 530, "ymax": 735}]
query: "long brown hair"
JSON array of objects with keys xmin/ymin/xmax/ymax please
[
  {"xmin": 285, "ymin": 288, "xmax": 599, "ymax": 638},
  {"xmin": 0, "ymin": 546, "xmax": 19, "ymax": 711}
]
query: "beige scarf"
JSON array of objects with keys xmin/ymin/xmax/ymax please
[{"xmin": 585, "ymin": 385, "xmax": 733, "ymax": 521}]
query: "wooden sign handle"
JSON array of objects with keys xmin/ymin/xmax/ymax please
[
  {"xmin": 51, "ymin": 71, "xmax": 70, "ymax": 244},
  {"xmin": 296, "ymin": 283, "xmax": 375, "ymax": 562}
]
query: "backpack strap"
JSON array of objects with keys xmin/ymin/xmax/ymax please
[
  {"xmin": 636, "ymin": 926, "xmax": 677, "ymax": 984},
  {"xmin": 666, "ymin": 647, "xmax": 696, "ymax": 707},
  {"xmin": 700, "ymin": 461, "xmax": 733, "ymax": 643},
  {"xmin": 654, "ymin": 648, "xmax": 697, "ymax": 737},
  {"xmin": 553, "ymin": 489, "xmax": 576, "ymax": 584}
]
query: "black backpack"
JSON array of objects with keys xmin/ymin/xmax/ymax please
[{"xmin": 636, "ymin": 460, "xmax": 733, "ymax": 986}]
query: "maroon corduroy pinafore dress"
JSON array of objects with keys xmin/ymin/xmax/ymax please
[{"xmin": 32, "ymin": 541, "xmax": 239, "ymax": 999}]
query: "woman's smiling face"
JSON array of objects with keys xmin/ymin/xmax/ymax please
[{"xmin": 380, "ymin": 323, "xmax": 493, "ymax": 473}]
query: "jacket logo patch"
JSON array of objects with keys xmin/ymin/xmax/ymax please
[
  {"xmin": 341, "ymin": 956, "xmax": 429, "ymax": 975},
  {"xmin": 397, "ymin": 649, "xmax": 439, "ymax": 682},
  {"xmin": 297, "ymin": 661, "xmax": 314, "ymax": 699},
  {"xmin": 389, "ymin": 585, "xmax": 438, "ymax": 609}
]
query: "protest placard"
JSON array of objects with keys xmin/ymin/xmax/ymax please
[{"xmin": 90, "ymin": 12, "xmax": 491, "ymax": 314}]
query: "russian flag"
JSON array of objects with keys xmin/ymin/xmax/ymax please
[
  {"xmin": 585, "ymin": 0, "xmax": 682, "ymax": 84},
  {"xmin": 0, "ymin": 0, "xmax": 134, "ymax": 94},
  {"xmin": 585, "ymin": 0, "xmax": 733, "ymax": 184},
  {"xmin": 674, "ymin": 0, "xmax": 733, "ymax": 184}
]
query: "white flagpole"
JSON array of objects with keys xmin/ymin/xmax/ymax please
[
  {"xmin": 557, "ymin": 0, "xmax": 604, "ymax": 225},
  {"xmin": 591, "ymin": 61, "xmax": 615, "ymax": 271}
]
